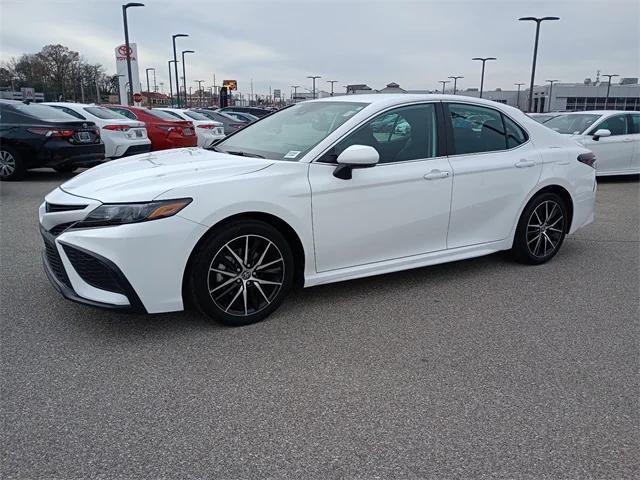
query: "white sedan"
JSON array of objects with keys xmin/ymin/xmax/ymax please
[
  {"xmin": 39, "ymin": 95, "xmax": 596, "ymax": 326},
  {"xmin": 45, "ymin": 102, "xmax": 150, "ymax": 159},
  {"xmin": 156, "ymin": 108, "xmax": 225, "ymax": 148},
  {"xmin": 544, "ymin": 111, "xmax": 640, "ymax": 176}
]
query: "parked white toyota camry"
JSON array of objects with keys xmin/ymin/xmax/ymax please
[{"xmin": 40, "ymin": 95, "xmax": 596, "ymax": 326}]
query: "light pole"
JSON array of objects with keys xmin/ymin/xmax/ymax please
[
  {"xmin": 448, "ymin": 76, "xmax": 463, "ymax": 95},
  {"xmin": 121, "ymin": 2, "xmax": 144, "ymax": 105},
  {"xmin": 327, "ymin": 80, "xmax": 338, "ymax": 96},
  {"xmin": 514, "ymin": 82, "xmax": 525, "ymax": 109},
  {"xmin": 168, "ymin": 60, "xmax": 177, "ymax": 106},
  {"xmin": 307, "ymin": 75, "xmax": 321, "ymax": 99},
  {"xmin": 545, "ymin": 79, "xmax": 559, "ymax": 112},
  {"xmin": 172, "ymin": 33, "xmax": 188, "ymax": 107},
  {"xmin": 472, "ymin": 57, "xmax": 496, "ymax": 98},
  {"xmin": 194, "ymin": 80, "xmax": 204, "ymax": 107},
  {"xmin": 291, "ymin": 85, "xmax": 300, "ymax": 103},
  {"xmin": 603, "ymin": 74, "xmax": 619, "ymax": 109},
  {"xmin": 181, "ymin": 49, "xmax": 194, "ymax": 107},
  {"xmin": 439, "ymin": 80, "xmax": 451, "ymax": 94},
  {"xmin": 519, "ymin": 16, "xmax": 560, "ymax": 112},
  {"xmin": 145, "ymin": 67, "xmax": 154, "ymax": 106}
]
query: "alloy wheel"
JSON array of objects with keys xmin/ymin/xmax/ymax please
[
  {"xmin": 0, "ymin": 150, "xmax": 16, "ymax": 177},
  {"xmin": 207, "ymin": 234, "xmax": 285, "ymax": 317},
  {"xmin": 526, "ymin": 200, "xmax": 565, "ymax": 258}
]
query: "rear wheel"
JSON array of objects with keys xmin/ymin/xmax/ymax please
[
  {"xmin": 512, "ymin": 192, "xmax": 568, "ymax": 265},
  {"xmin": 189, "ymin": 220, "xmax": 294, "ymax": 326},
  {"xmin": 53, "ymin": 166, "xmax": 77, "ymax": 173},
  {"xmin": 0, "ymin": 147, "xmax": 24, "ymax": 181}
]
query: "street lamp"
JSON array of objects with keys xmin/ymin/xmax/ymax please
[
  {"xmin": 514, "ymin": 82, "xmax": 525, "ymax": 110},
  {"xmin": 168, "ymin": 60, "xmax": 177, "ymax": 106},
  {"xmin": 439, "ymin": 80, "xmax": 451, "ymax": 94},
  {"xmin": 121, "ymin": 2, "xmax": 144, "ymax": 105},
  {"xmin": 181, "ymin": 50, "xmax": 195, "ymax": 107},
  {"xmin": 327, "ymin": 80, "xmax": 338, "ymax": 96},
  {"xmin": 602, "ymin": 74, "xmax": 619, "ymax": 109},
  {"xmin": 145, "ymin": 67, "xmax": 155, "ymax": 106},
  {"xmin": 519, "ymin": 16, "xmax": 560, "ymax": 112},
  {"xmin": 307, "ymin": 75, "xmax": 321, "ymax": 99},
  {"xmin": 172, "ymin": 33, "xmax": 188, "ymax": 107},
  {"xmin": 545, "ymin": 79, "xmax": 559, "ymax": 112},
  {"xmin": 448, "ymin": 76, "xmax": 463, "ymax": 95},
  {"xmin": 194, "ymin": 79, "xmax": 204, "ymax": 107},
  {"xmin": 472, "ymin": 57, "xmax": 496, "ymax": 98},
  {"xmin": 291, "ymin": 85, "xmax": 300, "ymax": 103}
]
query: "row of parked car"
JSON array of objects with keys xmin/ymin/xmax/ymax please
[{"xmin": 0, "ymin": 99, "xmax": 271, "ymax": 181}]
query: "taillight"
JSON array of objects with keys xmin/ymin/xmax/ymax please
[
  {"xmin": 577, "ymin": 152, "xmax": 596, "ymax": 168},
  {"xmin": 28, "ymin": 128, "xmax": 74, "ymax": 138},
  {"xmin": 103, "ymin": 125, "xmax": 130, "ymax": 131}
]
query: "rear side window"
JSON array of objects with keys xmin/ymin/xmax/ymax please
[
  {"xmin": 151, "ymin": 109, "xmax": 183, "ymax": 120},
  {"xmin": 448, "ymin": 104, "xmax": 527, "ymax": 154},
  {"xmin": 84, "ymin": 107, "xmax": 128, "ymax": 120},
  {"xmin": 109, "ymin": 107, "xmax": 137, "ymax": 120},
  {"xmin": 50, "ymin": 106, "xmax": 86, "ymax": 120},
  {"xmin": 630, "ymin": 114, "xmax": 640, "ymax": 134},
  {"xmin": 12, "ymin": 103, "xmax": 78, "ymax": 121}
]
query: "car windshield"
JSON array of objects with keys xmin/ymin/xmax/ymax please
[
  {"xmin": 12, "ymin": 103, "xmax": 78, "ymax": 121},
  {"xmin": 84, "ymin": 106, "xmax": 128, "ymax": 120},
  {"xmin": 183, "ymin": 110, "xmax": 209, "ymax": 121},
  {"xmin": 216, "ymin": 101, "xmax": 368, "ymax": 160},
  {"xmin": 148, "ymin": 109, "xmax": 184, "ymax": 121},
  {"xmin": 545, "ymin": 114, "xmax": 602, "ymax": 134}
]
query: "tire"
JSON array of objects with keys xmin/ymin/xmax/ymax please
[
  {"xmin": 53, "ymin": 166, "xmax": 77, "ymax": 173},
  {"xmin": 512, "ymin": 192, "xmax": 568, "ymax": 265},
  {"xmin": 0, "ymin": 146, "xmax": 25, "ymax": 181},
  {"xmin": 189, "ymin": 220, "xmax": 294, "ymax": 326}
]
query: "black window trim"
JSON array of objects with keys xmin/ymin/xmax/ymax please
[
  {"xmin": 442, "ymin": 102, "xmax": 531, "ymax": 157},
  {"xmin": 312, "ymin": 100, "xmax": 448, "ymax": 166}
]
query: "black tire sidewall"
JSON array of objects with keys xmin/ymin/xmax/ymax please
[
  {"xmin": 513, "ymin": 192, "xmax": 568, "ymax": 265},
  {"xmin": 190, "ymin": 220, "xmax": 294, "ymax": 326},
  {"xmin": 0, "ymin": 145, "xmax": 25, "ymax": 181}
]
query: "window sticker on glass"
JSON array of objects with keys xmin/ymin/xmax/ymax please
[{"xmin": 284, "ymin": 150, "xmax": 301, "ymax": 159}]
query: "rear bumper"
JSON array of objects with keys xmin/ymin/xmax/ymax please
[
  {"xmin": 111, "ymin": 141, "xmax": 151, "ymax": 159},
  {"xmin": 38, "ymin": 143, "xmax": 105, "ymax": 168}
]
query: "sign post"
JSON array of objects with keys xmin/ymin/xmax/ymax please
[{"xmin": 114, "ymin": 43, "xmax": 141, "ymax": 105}]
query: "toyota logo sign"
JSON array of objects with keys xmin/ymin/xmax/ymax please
[{"xmin": 117, "ymin": 45, "xmax": 133, "ymax": 57}]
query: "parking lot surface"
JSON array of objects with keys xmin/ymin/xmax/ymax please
[{"xmin": 1, "ymin": 171, "xmax": 638, "ymax": 479}]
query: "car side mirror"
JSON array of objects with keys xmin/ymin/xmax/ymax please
[
  {"xmin": 592, "ymin": 129, "xmax": 611, "ymax": 141},
  {"xmin": 333, "ymin": 145, "xmax": 379, "ymax": 180}
]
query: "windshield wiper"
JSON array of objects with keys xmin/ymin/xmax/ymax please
[{"xmin": 224, "ymin": 150, "xmax": 265, "ymax": 159}]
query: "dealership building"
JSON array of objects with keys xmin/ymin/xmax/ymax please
[{"xmin": 337, "ymin": 79, "xmax": 640, "ymax": 112}]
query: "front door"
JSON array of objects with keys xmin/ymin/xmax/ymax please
[
  {"xmin": 309, "ymin": 103, "xmax": 452, "ymax": 272},
  {"xmin": 583, "ymin": 113, "xmax": 635, "ymax": 173}
]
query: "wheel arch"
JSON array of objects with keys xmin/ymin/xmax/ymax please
[
  {"xmin": 531, "ymin": 184, "xmax": 574, "ymax": 233},
  {"xmin": 182, "ymin": 211, "xmax": 307, "ymax": 307}
]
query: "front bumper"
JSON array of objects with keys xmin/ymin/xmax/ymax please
[{"xmin": 40, "ymin": 188, "xmax": 209, "ymax": 314}]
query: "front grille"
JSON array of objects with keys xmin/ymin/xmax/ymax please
[
  {"xmin": 49, "ymin": 222, "xmax": 75, "ymax": 236},
  {"xmin": 43, "ymin": 237, "xmax": 70, "ymax": 287},
  {"xmin": 46, "ymin": 203, "xmax": 87, "ymax": 213},
  {"xmin": 62, "ymin": 245, "xmax": 125, "ymax": 294}
]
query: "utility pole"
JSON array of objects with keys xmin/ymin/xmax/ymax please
[
  {"xmin": 602, "ymin": 74, "xmax": 619, "ymax": 109},
  {"xmin": 448, "ymin": 76, "xmax": 463, "ymax": 95},
  {"xmin": 519, "ymin": 16, "xmax": 560, "ymax": 112}
]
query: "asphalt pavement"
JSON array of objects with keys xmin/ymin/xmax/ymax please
[{"xmin": 1, "ymin": 170, "xmax": 638, "ymax": 479}]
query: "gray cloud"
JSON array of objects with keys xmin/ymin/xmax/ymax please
[{"xmin": 1, "ymin": 0, "xmax": 638, "ymax": 96}]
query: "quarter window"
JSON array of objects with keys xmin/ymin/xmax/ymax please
[{"xmin": 321, "ymin": 103, "xmax": 438, "ymax": 164}]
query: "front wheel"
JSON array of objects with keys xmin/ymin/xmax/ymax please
[
  {"xmin": 512, "ymin": 192, "xmax": 568, "ymax": 265},
  {"xmin": 0, "ymin": 146, "xmax": 25, "ymax": 181},
  {"xmin": 189, "ymin": 220, "xmax": 294, "ymax": 326}
]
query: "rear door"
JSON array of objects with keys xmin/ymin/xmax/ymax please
[
  {"xmin": 627, "ymin": 113, "xmax": 640, "ymax": 172},
  {"xmin": 444, "ymin": 102, "xmax": 542, "ymax": 249},
  {"xmin": 583, "ymin": 113, "xmax": 635, "ymax": 173}
]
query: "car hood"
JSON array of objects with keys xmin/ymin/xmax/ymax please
[{"xmin": 60, "ymin": 148, "xmax": 275, "ymax": 203}]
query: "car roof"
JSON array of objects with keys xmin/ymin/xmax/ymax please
[
  {"xmin": 45, "ymin": 102, "xmax": 98, "ymax": 108},
  {"xmin": 556, "ymin": 110, "xmax": 640, "ymax": 115}
]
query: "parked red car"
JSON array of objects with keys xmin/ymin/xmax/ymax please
[{"xmin": 104, "ymin": 105, "xmax": 197, "ymax": 151}]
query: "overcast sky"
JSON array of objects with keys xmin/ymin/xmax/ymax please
[{"xmin": 1, "ymin": 0, "xmax": 638, "ymax": 95}]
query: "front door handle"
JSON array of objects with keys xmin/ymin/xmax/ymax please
[
  {"xmin": 424, "ymin": 170, "xmax": 450, "ymax": 180},
  {"xmin": 515, "ymin": 159, "xmax": 536, "ymax": 168}
]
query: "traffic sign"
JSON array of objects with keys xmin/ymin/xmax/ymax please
[{"xmin": 133, "ymin": 92, "xmax": 143, "ymax": 103}]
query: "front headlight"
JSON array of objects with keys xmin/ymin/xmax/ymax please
[{"xmin": 72, "ymin": 198, "xmax": 192, "ymax": 228}]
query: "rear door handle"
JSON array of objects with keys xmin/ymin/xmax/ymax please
[
  {"xmin": 515, "ymin": 159, "xmax": 536, "ymax": 168},
  {"xmin": 424, "ymin": 170, "xmax": 450, "ymax": 180}
]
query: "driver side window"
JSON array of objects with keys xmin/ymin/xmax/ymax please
[
  {"xmin": 590, "ymin": 115, "xmax": 628, "ymax": 136},
  {"xmin": 320, "ymin": 103, "xmax": 438, "ymax": 164}
]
